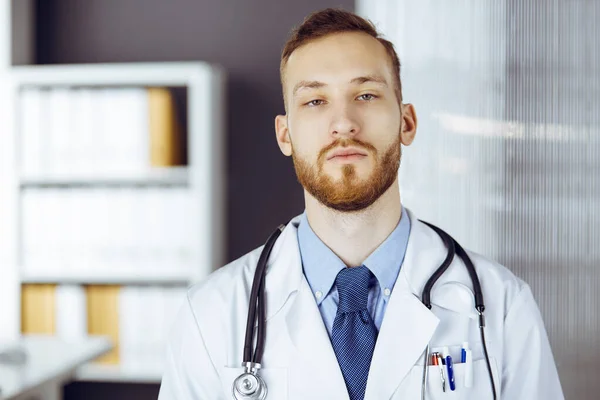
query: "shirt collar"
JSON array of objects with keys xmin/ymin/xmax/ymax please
[
  {"xmin": 297, "ymin": 206, "xmax": 411, "ymax": 304},
  {"xmin": 297, "ymin": 212, "xmax": 345, "ymax": 304},
  {"xmin": 363, "ymin": 207, "xmax": 411, "ymax": 298}
]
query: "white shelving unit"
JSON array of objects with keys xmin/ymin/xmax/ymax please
[
  {"xmin": 19, "ymin": 166, "xmax": 190, "ymax": 187},
  {"xmin": 0, "ymin": 0, "xmax": 21, "ymax": 347},
  {"xmin": 5, "ymin": 61, "xmax": 226, "ymax": 384},
  {"xmin": 20, "ymin": 268, "xmax": 193, "ymax": 286},
  {"xmin": 76, "ymin": 363, "xmax": 163, "ymax": 384},
  {"xmin": 10, "ymin": 61, "xmax": 226, "ymax": 285}
]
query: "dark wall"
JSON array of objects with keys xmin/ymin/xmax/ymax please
[
  {"xmin": 36, "ymin": 0, "xmax": 355, "ymax": 263},
  {"xmin": 36, "ymin": 1, "xmax": 354, "ymax": 398}
]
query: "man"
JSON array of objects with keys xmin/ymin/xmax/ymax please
[{"xmin": 159, "ymin": 8, "xmax": 563, "ymax": 399}]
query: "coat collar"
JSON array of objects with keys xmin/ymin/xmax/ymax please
[
  {"xmin": 260, "ymin": 208, "xmax": 472, "ymax": 398},
  {"xmin": 260, "ymin": 215, "xmax": 304, "ymax": 323},
  {"xmin": 262, "ymin": 208, "xmax": 457, "ymax": 322}
]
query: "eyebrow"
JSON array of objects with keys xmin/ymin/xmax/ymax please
[
  {"xmin": 350, "ymin": 75, "xmax": 389, "ymax": 86},
  {"xmin": 292, "ymin": 74, "xmax": 389, "ymax": 97}
]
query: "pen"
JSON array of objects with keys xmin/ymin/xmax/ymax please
[
  {"xmin": 433, "ymin": 352, "xmax": 446, "ymax": 392},
  {"xmin": 443, "ymin": 347, "xmax": 456, "ymax": 391},
  {"xmin": 461, "ymin": 341, "xmax": 469, "ymax": 363},
  {"xmin": 446, "ymin": 355, "xmax": 456, "ymax": 391}
]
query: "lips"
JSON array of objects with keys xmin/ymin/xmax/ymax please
[{"xmin": 327, "ymin": 148, "xmax": 368, "ymax": 160}]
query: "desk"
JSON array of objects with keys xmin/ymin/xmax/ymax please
[{"xmin": 0, "ymin": 335, "xmax": 111, "ymax": 400}]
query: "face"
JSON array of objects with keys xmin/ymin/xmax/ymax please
[{"xmin": 275, "ymin": 31, "xmax": 417, "ymax": 212}]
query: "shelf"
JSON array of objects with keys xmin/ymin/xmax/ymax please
[
  {"xmin": 20, "ymin": 268, "xmax": 193, "ymax": 285},
  {"xmin": 76, "ymin": 362, "xmax": 163, "ymax": 384},
  {"xmin": 19, "ymin": 167, "xmax": 189, "ymax": 188},
  {"xmin": 10, "ymin": 62, "xmax": 219, "ymax": 88}
]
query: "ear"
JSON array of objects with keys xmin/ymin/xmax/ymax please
[
  {"xmin": 400, "ymin": 103, "xmax": 418, "ymax": 146},
  {"xmin": 275, "ymin": 114, "xmax": 293, "ymax": 156}
]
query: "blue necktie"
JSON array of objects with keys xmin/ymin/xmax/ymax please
[{"xmin": 331, "ymin": 266, "xmax": 378, "ymax": 400}]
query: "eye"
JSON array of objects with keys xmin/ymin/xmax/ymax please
[
  {"xmin": 305, "ymin": 99, "xmax": 325, "ymax": 107},
  {"xmin": 357, "ymin": 93, "xmax": 378, "ymax": 101}
]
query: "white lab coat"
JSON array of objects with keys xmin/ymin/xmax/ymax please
[{"xmin": 158, "ymin": 209, "xmax": 564, "ymax": 399}]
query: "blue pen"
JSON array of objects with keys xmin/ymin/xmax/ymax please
[
  {"xmin": 444, "ymin": 347, "xmax": 456, "ymax": 390},
  {"xmin": 441, "ymin": 347, "xmax": 456, "ymax": 391},
  {"xmin": 461, "ymin": 341, "xmax": 469, "ymax": 363},
  {"xmin": 445, "ymin": 352, "xmax": 456, "ymax": 391}
]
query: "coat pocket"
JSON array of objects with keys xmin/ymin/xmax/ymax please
[
  {"xmin": 392, "ymin": 357, "xmax": 499, "ymax": 400},
  {"xmin": 422, "ymin": 357, "xmax": 498, "ymax": 399}
]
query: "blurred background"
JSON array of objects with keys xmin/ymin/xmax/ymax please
[{"xmin": 0, "ymin": 0, "xmax": 598, "ymax": 399}]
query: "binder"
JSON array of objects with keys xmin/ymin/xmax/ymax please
[
  {"xmin": 21, "ymin": 284, "xmax": 56, "ymax": 334},
  {"xmin": 148, "ymin": 88, "xmax": 184, "ymax": 167},
  {"xmin": 86, "ymin": 285, "xmax": 121, "ymax": 364}
]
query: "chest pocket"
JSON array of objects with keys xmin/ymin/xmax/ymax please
[
  {"xmin": 392, "ymin": 357, "xmax": 499, "ymax": 400},
  {"xmin": 423, "ymin": 357, "xmax": 498, "ymax": 399},
  {"xmin": 220, "ymin": 367, "xmax": 288, "ymax": 399}
]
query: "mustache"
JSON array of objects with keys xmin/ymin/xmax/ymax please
[{"xmin": 318, "ymin": 138, "xmax": 377, "ymax": 163}]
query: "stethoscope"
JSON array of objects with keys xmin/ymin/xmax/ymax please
[{"xmin": 232, "ymin": 221, "xmax": 498, "ymax": 400}]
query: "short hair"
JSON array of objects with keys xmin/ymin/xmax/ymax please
[{"xmin": 280, "ymin": 8, "xmax": 403, "ymax": 109}]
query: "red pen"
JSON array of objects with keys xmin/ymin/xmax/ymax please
[{"xmin": 431, "ymin": 352, "xmax": 446, "ymax": 392}]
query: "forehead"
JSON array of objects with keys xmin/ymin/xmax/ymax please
[{"xmin": 284, "ymin": 31, "xmax": 394, "ymax": 92}]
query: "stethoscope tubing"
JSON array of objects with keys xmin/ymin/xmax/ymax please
[
  {"xmin": 243, "ymin": 225, "xmax": 285, "ymax": 365},
  {"xmin": 240, "ymin": 221, "xmax": 497, "ymax": 400},
  {"xmin": 418, "ymin": 221, "xmax": 496, "ymax": 400}
]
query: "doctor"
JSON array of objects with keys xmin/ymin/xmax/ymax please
[{"xmin": 159, "ymin": 7, "xmax": 563, "ymax": 400}]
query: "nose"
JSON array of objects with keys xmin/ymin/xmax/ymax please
[{"xmin": 330, "ymin": 105, "xmax": 360, "ymax": 138}]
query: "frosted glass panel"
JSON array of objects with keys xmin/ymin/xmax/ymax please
[{"xmin": 359, "ymin": 1, "xmax": 599, "ymax": 398}]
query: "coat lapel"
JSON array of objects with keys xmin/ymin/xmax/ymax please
[
  {"xmin": 365, "ymin": 270, "xmax": 439, "ymax": 399},
  {"xmin": 284, "ymin": 277, "xmax": 349, "ymax": 398},
  {"xmin": 365, "ymin": 209, "xmax": 455, "ymax": 399},
  {"xmin": 262, "ymin": 216, "xmax": 349, "ymax": 398}
]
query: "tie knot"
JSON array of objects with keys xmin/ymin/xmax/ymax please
[{"xmin": 335, "ymin": 266, "xmax": 373, "ymax": 313}]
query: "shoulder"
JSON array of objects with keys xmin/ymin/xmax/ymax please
[
  {"xmin": 185, "ymin": 216, "xmax": 303, "ymax": 314},
  {"xmin": 406, "ymin": 209, "xmax": 528, "ymax": 318},
  {"xmin": 186, "ymin": 245, "xmax": 263, "ymax": 313},
  {"xmin": 463, "ymin": 248, "xmax": 531, "ymax": 318},
  {"xmin": 170, "ymin": 245, "xmax": 265, "ymax": 368},
  {"xmin": 174, "ymin": 218, "xmax": 303, "ymax": 367}
]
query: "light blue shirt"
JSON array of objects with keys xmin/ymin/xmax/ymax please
[{"xmin": 297, "ymin": 207, "xmax": 411, "ymax": 335}]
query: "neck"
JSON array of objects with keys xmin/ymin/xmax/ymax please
[{"xmin": 304, "ymin": 180, "xmax": 402, "ymax": 267}]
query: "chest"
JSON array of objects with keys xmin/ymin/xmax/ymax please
[{"xmin": 217, "ymin": 303, "xmax": 502, "ymax": 400}]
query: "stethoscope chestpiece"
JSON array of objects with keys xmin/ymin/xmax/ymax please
[{"xmin": 232, "ymin": 363, "xmax": 268, "ymax": 400}]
